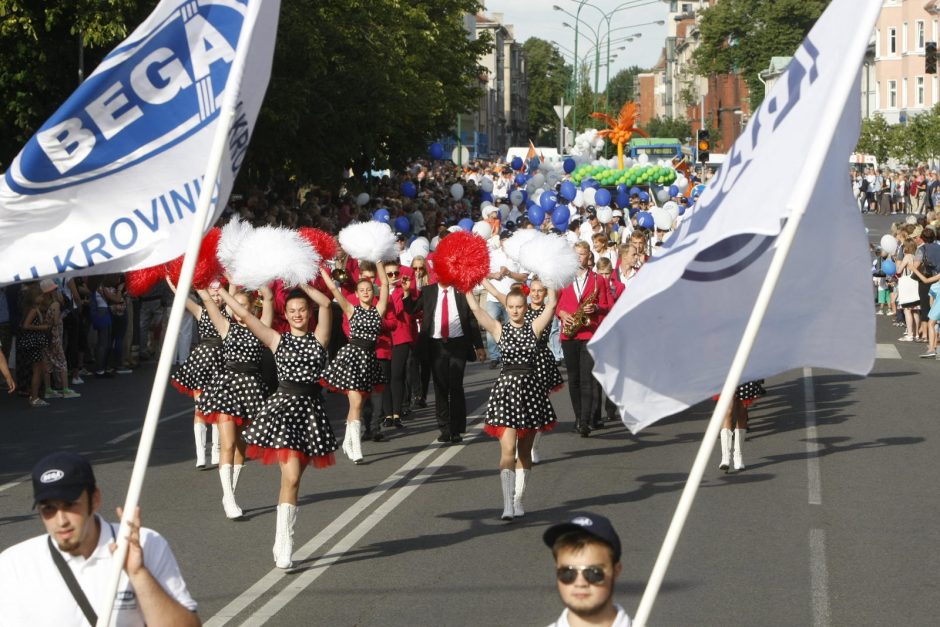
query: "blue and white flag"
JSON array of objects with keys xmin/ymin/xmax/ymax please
[
  {"xmin": 0, "ymin": 0, "xmax": 280, "ymax": 283},
  {"xmin": 588, "ymin": 0, "xmax": 879, "ymax": 433}
]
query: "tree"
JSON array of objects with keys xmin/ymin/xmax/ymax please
[
  {"xmin": 522, "ymin": 38, "xmax": 572, "ymax": 146},
  {"xmin": 645, "ymin": 116, "xmax": 692, "ymax": 140},
  {"xmin": 605, "ymin": 66, "xmax": 644, "ymax": 114},
  {"xmin": 693, "ymin": 0, "xmax": 828, "ymax": 110},
  {"xmin": 856, "ymin": 114, "xmax": 892, "ymax": 167}
]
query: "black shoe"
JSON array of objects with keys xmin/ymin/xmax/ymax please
[
  {"xmin": 393, "ymin": 418, "xmax": 404, "ymax": 429},
  {"xmin": 450, "ymin": 434, "xmax": 463, "ymax": 443},
  {"xmin": 591, "ymin": 422, "xmax": 607, "ymax": 430},
  {"xmin": 372, "ymin": 431, "xmax": 386, "ymax": 442},
  {"xmin": 400, "ymin": 407, "xmax": 411, "ymax": 417},
  {"xmin": 437, "ymin": 434, "xmax": 452, "ymax": 444},
  {"xmin": 579, "ymin": 424, "xmax": 591, "ymax": 438},
  {"xmin": 415, "ymin": 398, "xmax": 427, "ymax": 408},
  {"xmin": 381, "ymin": 417, "xmax": 394, "ymax": 429},
  {"xmin": 363, "ymin": 428, "xmax": 374, "ymax": 440}
]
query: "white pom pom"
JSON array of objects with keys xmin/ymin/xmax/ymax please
[
  {"xmin": 472, "ymin": 221, "xmax": 493, "ymax": 240},
  {"xmin": 228, "ymin": 226, "xmax": 320, "ymax": 289},
  {"xmin": 217, "ymin": 218, "xmax": 253, "ymax": 273},
  {"xmin": 502, "ymin": 228, "xmax": 540, "ymax": 262},
  {"xmin": 338, "ymin": 221, "xmax": 398, "ymax": 263},
  {"xmin": 518, "ymin": 232, "xmax": 580, "ymax": 290}
]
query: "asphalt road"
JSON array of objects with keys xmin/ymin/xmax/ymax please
[{"xmin": 1, "ymin": 213, "xmax": 937, "ymax": 626}]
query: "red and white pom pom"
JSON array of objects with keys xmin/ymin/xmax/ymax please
[
  {"xmin": 126, "ymin": 265, "xmax": 167, "ymax": 297},
  {"xmin": 226, "ymin": 226, "xmax": 320, "ymax": 289},
  {"xmin": 217, "ymin": 218, "xmax": 253, "ymax": 273},
  {"xmin": 433, "ymin": 231, "xmax": 490, "ymax": 293},
  {"xmin": 518, "ymin": 232, "xmax": 580, "ymax": 290},
  {"xmin": 338, "ymin": 221, "xmax": 398, "ymax": 262},
  {"xmin": 502, "ymin": 228, "xmax": 540, "ymax": 263},
  {"xmin": 166, "ymin": 227, "xmax": 224, "ymax": 289},
  {"xmin": 299, "ymin": 228, "xmax": 338, "ymax": 266}
]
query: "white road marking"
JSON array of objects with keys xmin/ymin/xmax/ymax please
[
  {"xmin": 809, "ymin": 528, "xmax": 832, "ymax": 627},
  {"xmin": 803, "ymin": 367, "xmax": 822, "ymax": 506},
  {"xmin": 875, "ymin": 343, "xmax": 902, "ymax": 359}
]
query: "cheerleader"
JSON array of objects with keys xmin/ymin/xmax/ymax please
[
  {"xmin": 196, "ymin": 285, "xmax": 273, "ymax": 519},
  {"xmin": 465, "ymin": 284, "xmax": 558, "ymax": 520},
  {"xmin": 217, "ymin": 283, "xmax": 336, "ymax": 568},
  {"xmin": 717, "ymin": 381, "xmax": 765, "ymax": 472},
  {"xmin": 318, "ymin": 262, "xmax": 390, "ymax": 464},
  {"xmin": 168, "ymin": 279, "xmax": 226, "ymax": 469}
]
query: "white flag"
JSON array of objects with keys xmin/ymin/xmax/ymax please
[
  {"xmin": 0, "ymin": 0, "xmax": 280, "ymax": 283},
  {"xmin": 588, "ymin": 0, "xmax": 879, "ymax": 433}
]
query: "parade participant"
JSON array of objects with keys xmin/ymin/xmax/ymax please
[
  {"xmin": 557, "ymin": 241, "xmax": 613, "ymax": 436},
  {"xmin": 168, "ymin": 279, "xmax": 227, "ymax": 469},
  {"xmin": 406, "ymin": 256, "xmax": 431, "ymax": 408},
  {"xmin": 717, "ymin": 381, "xmax": 764, "ymax": 472},
  {"xmin": 318, "ymin": 262, "xmax": 390, "ymax": 464},
  {"xmin": 219, "ymin": 283, "xmax": 336, "ymax": 569},
  {"xmin": 0, "ymin": 452, "xmax": 200, "ymax": 626},
  {"xmin": 610, "ymin": 244, "xmax": 641, "ymax": 300},
  {"xmin": 382, "ymin": 260, "xmax": 414, "ymax": 430},
  {"xmin": 354, "ymin": 263, "xmax": 397, "ymax": 442},
  {"xmin": 196, "ymin": 285, "xmax": 273, "ymax": 519},
  {"xmin": 542, "ymin": 513, "xmax": 630, "ymax": 627},
  {"xmin": 18, "ymin": 287, "xmax": 51, "ymax": 407},
  {"xmin": 466, "ymin": 284, "xmax": 557, "ymax": 520}
]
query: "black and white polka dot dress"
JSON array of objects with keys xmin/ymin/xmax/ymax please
[
  {"xmin": 526, "ymin": 306, "xmax": 564, "ymax": 393},
  {"xmin": 713, "ymin": 380, "xmax": 766, "ymax": 406},
  {"xmin": 197, "ymin": 322, "xmax": 266, "ymax": 425},
  {"xmin": 170, "ymin": 308, "xmax": 226, "ymax": 397},
  {"xmin": 243, "ymin": 333, "xmax": 337, "ymax": 468},
  {"xmin": 483, "ymin": 320, "xmax": 557, "ymax": 438},
  {"xmin": 320, "ymin": 305, "xmax": 386, "ymax": 393},
  {"xmin": 17, "ymin": 310, "xmax": 49, "ymax": 366}
]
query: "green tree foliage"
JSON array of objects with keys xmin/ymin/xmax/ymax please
[
  {"xmin": 693, "ymin": 0, "xmax": 828, "ymax": 110},
  {"xmin": 605, "ymin": 66, "xmax": 643, "ymax": 114},
  {"xmin": 644, "ymin": 116, "xmax": 692, "ymax": 140},
  {"xmin": 855, "ymin": 114, "xmax": 891, "ymax": 166},
  {"xmin": 522, "ymin": 37, "xmax": 572, "ymax": 146}
]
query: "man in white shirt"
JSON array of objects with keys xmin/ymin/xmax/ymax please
[
  {"xmin": 543, "ymin": 513, "xmax": 631, "ymax": 627},
  {"xmin": 0, "ymin": 452, "xmax": 200, "ymax": 627}
]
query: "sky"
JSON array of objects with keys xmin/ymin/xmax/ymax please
[{"xmin": 481, "ymin": 0, "xmax": 669, "ymax": 88}]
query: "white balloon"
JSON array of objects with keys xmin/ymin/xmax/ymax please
[
  {"xmin": 480, "ymin": 200, "xmax": 493, "ymax": 209},
  {"xmin": 675, "ymin": 175, "xmax": 689, "ymax": 192},
  {"xmin": 583, "ymin": 187, "xmax": 597, "ymax": 206},
  {"xmin": 623, "ymin": 157, "xmax": 635, "ymax": 168},
  {"xmin": 596, "ymin": 206, "xmax": 613, "ymax": 224},
  {"xmin": 662, "ymin": 201, "xmax": 679, "ymax": 221},
  {"xmin": 637, "ymin": 153, "xmax": 649, "ymax": 165},
  {"xmin": 650, "ymin": 206, "xmax": 672, "ymax": 231},
  {"xmin": 356, "ymin": 192, "xmax": 370, "ymax": 206},
  {"xmin": 880, "ymin": 234, "xmax": 898, "ymax": 251},
  {"xmin": 532, "ymin": 173, "xmax": 546, "ymax": 188},
  {"xmin": 574, "ymin": 189, "xmax": 584, "ymax": 207},
  {"xmin": 510, "ymin": 190, "xmax": 524, "ymax": 207},
  {"xmin": 594, "ymin": 137, "xmax": 606, "ymax": 150},
  {"xmin": 480, "ymin": 177, "xmax": 494, "ymax": 193},
  {"xmin": 532, "ymin": 189, "xmax": 544, "ymax": 205},
  {"xmin": 450, "ymin": 183, "xmax": 465, "ymax": 200},
  {"xmin": 656, "ymin": 188, "xmax": 671, "ymax": 203},
  {"xmin": 499, "ymin": 204, "xmax": 511, "ymax": 220},
  {"xmin": 472, "ymin": 221, "xmax": 493, "ymax": 240},
  {"xmin": 608, "ymin": 157, "xmax": 619, "ymax": 169}
]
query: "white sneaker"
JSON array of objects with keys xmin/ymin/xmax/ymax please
[
  {"xmin": 29, "ymin": 398, "xmax": 50, "ymax": 407},
  {"xmin": 70, "ymin": 376, "xmax": 84, "ymax": 385},
  {"xmin": 899, "ymin": 335, "xmax": 914, "ymax": 342}
]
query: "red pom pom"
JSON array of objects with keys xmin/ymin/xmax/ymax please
[
  {"xmin": 126, "ymin": 265, "xmax": 167, "ymax": 296},
  {"xmin": 432, "ymin": 232, "xmax": 490, "ymax": 293},
  {"xmin": 166, "ymin": 228, "xmax": 224, "ymax": 289},
  {"xmin": 299, "ymin": 228, "xmax": 337, "ymax": 265}
]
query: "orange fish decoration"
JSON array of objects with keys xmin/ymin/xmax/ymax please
[{"xmin": 591, "ymin": 101, "xmax": 648, "ymax": 170}]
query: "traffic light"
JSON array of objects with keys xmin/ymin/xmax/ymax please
[
  {"xmin": 927, "ymin": 42, "xmax": 937, "ymax": 74},
  {"xmin": 697, "ymin": 129, "xmax": 710, "ymax": 163}
]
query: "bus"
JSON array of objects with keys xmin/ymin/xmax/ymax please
[{"xmin": 629, "ymin": 137, "xmax": 683, "ymax": 161}]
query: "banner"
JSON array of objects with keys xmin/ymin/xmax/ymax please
[
  {"xmin": 588, "ymin": 0, "xmax": 879, "ymax": 433},
  {"xmin": 0, "ymin": 0, "xmax": 280, "ymax": 283}
]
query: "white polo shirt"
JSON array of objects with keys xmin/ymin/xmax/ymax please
[{"xmin": 0, "ymin": 514, "xmax": 197, "ymax": 626}]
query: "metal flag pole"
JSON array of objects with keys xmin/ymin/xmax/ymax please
[{"xmin": 96, "ymin": 1, "xmax": 264, "ymax": 624}]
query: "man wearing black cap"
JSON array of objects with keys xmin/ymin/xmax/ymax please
[
  {"xmin": 0, "ymin": 452, "xmax": 200, "ymax": 626},
  {"xmin": 543, "ymin": 513, "xmax": 631, "ymax": 627}
]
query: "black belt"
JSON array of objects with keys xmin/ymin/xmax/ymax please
[
  {"xmin": 226, "ymin": 361, "xmax": 260, "ymax": 374},
  {"xmin": 501, "ymin": 364, "xmax": 534, "ymax": 376},
  {"xmin": 141, "ymin": 296, "xmax": 162, "ymax": 302},
  {"xmin": 201, "ymin": 338, "xmax": 223, "ymax": 348},
  {"xmin": 278, "ymin": 381, "xmax": 321, "ymax": 396},
  {"xmin": 349, "ymin": 337, "xmax": 376, "ymax": 351}
]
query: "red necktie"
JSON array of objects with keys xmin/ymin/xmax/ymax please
[{"xmin": 440, "ymin": 287, "xmax": 449, "ymax": 339}]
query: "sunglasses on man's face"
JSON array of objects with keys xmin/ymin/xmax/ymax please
[
  {"xmin": 556, "ymin": 565, "xmax": 607, "ymax": 585},
  {"xmin": 387, "ymin": 271, "xmax": 400, "ymax": 277}
]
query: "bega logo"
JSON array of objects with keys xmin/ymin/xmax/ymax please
[{"xmin": 5, "ymin": 0, "xmax": 246, "ymax": 195}]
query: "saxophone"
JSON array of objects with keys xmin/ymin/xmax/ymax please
[{"xmin": 563, "ymin": 284, "xmax": 598, "ymax": 337}]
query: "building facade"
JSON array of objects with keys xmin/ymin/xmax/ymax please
[{"xmin": 473, "ymin": 11, "xmax": 528, "ymax": 158}]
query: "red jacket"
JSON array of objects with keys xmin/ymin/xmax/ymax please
[
  {"xmin": 609, "ymin": 266, "xmax": 640, "ymax": 302},
  {"xmin": 389, "ymin": 285, "xmax": 416, "ymax": 346},
  {"xmin": 556, "ymin": 271, "xmax": 613, "ymax": 340}
]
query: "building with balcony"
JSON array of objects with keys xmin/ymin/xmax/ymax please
[{"xmin": 474, "ymin": 11, "xmax": 528, "ymax": 158}]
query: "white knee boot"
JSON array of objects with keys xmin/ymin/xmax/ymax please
[
  {"xmin": 531, "ymin": 432, "xmax": 542, "ymax": 465},
  {"xmin": 194, "ymin": 423, "xmax": 207, "ymax": 468},
  {"xmin": 718, "ymin": 429, "xmax": 732, "ymax": 471},
  {"xmin": 500, "ymin": 469, "xmax": 515, "ymax": 521},
  {"xmin": 346, "ymin": 420, "xmax": 363, "ymax": 464},
  {"xmin": 273, "ymin": 503, "xmax": 297, "ymax": 569},
  {"xmin": 210, "ymin": 424, "xmax": 221, "ymax": 465},
  {"xmin": 733, "ymin": 429, "xmax": 746, "ymax": 471},
  {"xmin": 232, "ymin": 464, "xmax": 244, "ymax": 492},
  {"xmin": 513, "ymin": 469, "xmax": 529, "ymax": 518},
  {"xmin": 219, "ymin": 464, "xmax": 243, "ymax": 519}
]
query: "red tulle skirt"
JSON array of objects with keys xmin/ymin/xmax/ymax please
[
  {"xmin": 483, "ymin": 421, "xmax": 557, "ymax": 440},
  {"xmin": 549, "ymin": 383, "xmax": 565, "ymax": 394},
  {"xmin": 197, "ymin": 410, "xmax": 250, "ymax": 426},
  {"xmin": 245, "ymin": 445, "xmax": 336, "ymax": 469},
  {"xmin": 170, "ymin": 379, "xmax": 200, "ymax": 398},
  {"xmin": 319, "ymin": 379, "xmax": 384, "ymax": 395},
  {"xmin": 710, "ymin": 395, "xmax": 758, "ymax": 407}
]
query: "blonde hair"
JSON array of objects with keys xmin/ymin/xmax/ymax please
[{"xmin": 595, "ymin": 257, "xmax": 613, "ymax": 272}]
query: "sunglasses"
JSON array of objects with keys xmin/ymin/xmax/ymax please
[
  {"xmin": 556, "ymin": 565, "xmax": 607, "ymax": 585},
  {"xmin": 387, "ymin": 271, "xmax": 400, "ymax": 277}
]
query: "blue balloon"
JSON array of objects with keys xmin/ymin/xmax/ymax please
[
  {"xmin": 595, "ymin": 188, "xmax": 612, "ymax": 207},
  {"xmin": 527, "ymin": 206, "xmax": 546, "ymax": 226},
  {"xmin": 882, "ymin": 259, "xmax": 897, "ymax": 276},
  {"xmin": 636, "ymin": 211, "xmax": 654, "ymax": 229},
  {"xmin": 629, "ymin": 206, "xmax": 640, "ymax": 218},
  {"xmin": 669, "ymin": 184, "xmax": 679, "ymax": 197},
  {"xmin": 529, "ymin": 157, "xmax": 540, "ymax": 171},
  {"xmin": 401, "ymin": 181, "xmax": 417, "ymax": 198},
  {"xmin": 560, "ymin": 181, "xmax": 577, "ymax": 202},
  {"xmin": 638, "ymin": 191, "xmax": 650, "ymax": 202},
  {"xmin": 511, "ymin": 156, "xmax": 524, "ymax": 171},
  {"xmin": 394, "ymin": 216, "xmax": 411, "ymax": 233},
  {"xmin": 616, "ymin": 191, "xmax": 630, "ymax": 208},
  {"xmin": 616, "ymin": 183, "xmax": 627, "ymax": 194},
  {"xmin": 563, "ymin": 157, "xmax": 576, "ymax": 173},
  {"xmin": 480, "ymin": 191, "xmax": 493, "ymax": 203},
  {"xmin": 429, "ymin": 142, "xmax": 444, "ymax": 160},
  {"xmin": 373, "ymin": 209, "xmax": 390, "ymax": 224},
  {"xmin": 551, "ymin": 204, "xmax": 571, "ymax": 229},
  {"xmin": 520, "ymin": 190, "xmax": 528, "ymax": 206},
  {"xmin": 458, "ymin": 218, "xmax": 474, "ymax": 232},
  {"xmin": 581, "ymin": 177, "xmax": 600, "ymax": 191},
  {"xmin": 515, "ymin": 173, "xmax": 527, "ymax": 187},
  {"xmin": 677, "ymin": 202, "xmax": 687, "ymax": 216},
  {"xmin": 629, "ymin": 186, "xmax": 641, "ymax": 197},
  {"xmin": 692, "ymin": 184, "xmax": 706, "ymax": 198},
  {"xmin": 540, "ymin": 192, "xmax": 558, "ymax": 213}
]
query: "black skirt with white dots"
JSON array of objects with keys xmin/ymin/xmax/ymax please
[
  {"xmin": 526, "ymin": 307, "xmax": 564, "ymax": 393},
  {"xmin": 197, "ymin": 322, "xmax": 266, "ymax": 425},
  {"xmin": 171, "ymin": 308, "xmax": 225, "ymax": 397},
  {"xmin": 320, "ymin": 305, "xmax": 386, "ymax": 393}
]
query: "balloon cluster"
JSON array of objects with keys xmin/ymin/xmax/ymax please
[{"xmin": 570, "ymin": 163, "xmax": 678, "ymax": 188}]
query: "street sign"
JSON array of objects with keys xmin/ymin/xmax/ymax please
[{"xmin": 554, "ymin": 105, "xmax": 571, "ymax": 120}]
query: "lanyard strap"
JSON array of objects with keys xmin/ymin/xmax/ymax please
[{"xmin": 48, "ymin": 536, "xmax": 98, "ymax": 626}]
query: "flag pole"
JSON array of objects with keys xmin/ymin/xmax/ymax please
[
  {"xmin": 632, "ymin": 45, "xmax": 871, "ymax": 627},
  {"xmin": 96, "ymin": 2, "xmax": 262, "ymax": 624}
]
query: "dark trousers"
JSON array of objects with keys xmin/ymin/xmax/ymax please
[
  {"xmin": 388, "ymin": 344, "xmax": 410, "ymax": 415},
  {"xmin": 562, "ymin": 339, "xmax": 596, "ymax": 426},
  {"xmin": 0, "ymin": 322, "xmax": 11, "ymax": 361},
  {"xmin": 363, "ymin": 358, "xmax": 392, "ymax": 432},
  {"xmin": 429, "ymin": 337, "xmax": 469, "ymax": 436},
  {"xmin": 407, "ymin": 336, "xmax": 431, "ymax": 401}
]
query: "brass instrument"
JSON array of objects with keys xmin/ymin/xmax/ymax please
[
  {"xmin": 563, "ymin": 284, "xmax": 598, "ymax": 337},
  {"xmin": 331, "ymin": 267, "xmax": 350, "ymax": 283}
]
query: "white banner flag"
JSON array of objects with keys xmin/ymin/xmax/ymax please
[
  {"xmin": 589, "ymin": 0, "xmax": 879, "ymax": 433},
  {"xmin": 0, "ymin": 0, "xmax": 280, "ymax": 283}
]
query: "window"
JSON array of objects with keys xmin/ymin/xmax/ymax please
[
  {"xmin": 889, "ymin": 28, "xmax": 897, "ymax": 54},
  {"xmin": 917, "ymin": 21, "xmax": 926, "ymax": 50},
  {"xmin": 903, "ymin": 22, "xmax": 908, "ymax": 53},
  {"xmin": 889, "ymin": 80, "xmax": 897, "ymax": 107},
  {"xmin": 903, "ymin": 77, "xmax": 908, "ymax": 106},
  {"xmin": 670, "ymin": 0, "xmax": 678, "ymax": 11},
  {"xmin": 917, "ymin": 76, "xmax": 925, "ymax": 106}
]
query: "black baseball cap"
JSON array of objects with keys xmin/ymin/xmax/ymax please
[
  {"xmin": 543, "ymin": 512, "xmax": 622, "ymax": 562},
  {"xmin": 32, "ymin": 452, "xmax": 96, "ymax": 506}
]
